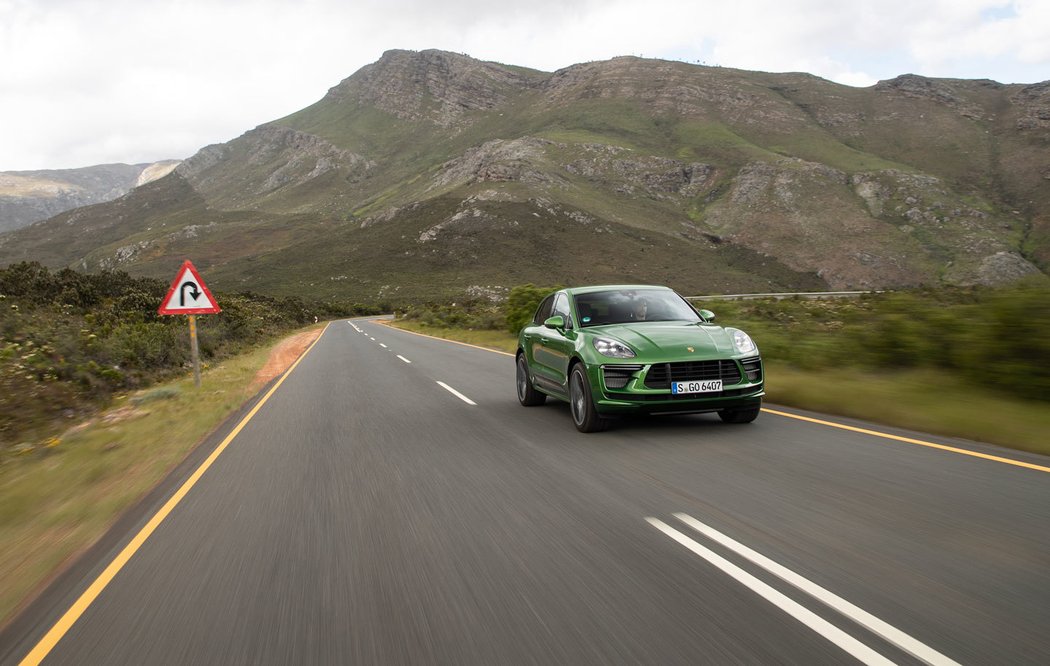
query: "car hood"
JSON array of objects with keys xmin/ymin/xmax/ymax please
[{"xmin": 589, "ymin": 322, "xmax": 740, "ymax": 360}]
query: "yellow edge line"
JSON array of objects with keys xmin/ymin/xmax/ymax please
[
  {"xmin": 761, "ymin": 407, "xmax": 1050, "ymax": 474},
  {"xmin": 18, "ymin": 322, "xmax": 332, "ymax": 666},
  {"xmin": 374, "ymin": 320, "xmax": 515, "ymax": 356},
  {"xmin": 376, "ymin": 319, "xmax": 1046, "ymax": 475}
]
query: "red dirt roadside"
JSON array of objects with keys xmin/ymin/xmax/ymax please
[{"xmin": 249, "ymin": 326, "xmax": 324, "ymax": 392}]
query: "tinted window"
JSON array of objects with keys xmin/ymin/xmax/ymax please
[
  {"xmin": 533, "ymin": 294, "xmax": 555, "ymax": 325},
  {"xmin": 574, "ymin": 289, "xmax": 700, "ymax": 326}
]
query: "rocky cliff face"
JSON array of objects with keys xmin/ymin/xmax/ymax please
[
  {"xmin": 0, "ymin": 161, "xmax": 180, "ymax": 233},
  {"xmin": 324, "ymin": 49, "xmax": 540, "ymax": 127}
]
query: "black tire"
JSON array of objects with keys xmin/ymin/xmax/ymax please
[
  {"xmin": 569, "ymin": 364, "xmax": 606, "ymax": 432},
  {"xmin": 516, "ymin": 354, "xmax": 546, "ymax": 406},
  {"xmin": 718, "ymin": 404, "xmax": 761, "ymax": 424}
]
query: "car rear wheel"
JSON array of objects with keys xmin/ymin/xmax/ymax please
[
  {"xmin": 718, "ymin": 404, "xmax": 761, "ymax": 423},
  {"xmin": 569, "ymin": 364, "xmax": 606, "ymax": 432},
  {"xmin": 516, "ymin": 354, "xmax": 546, "ymax": 406}
]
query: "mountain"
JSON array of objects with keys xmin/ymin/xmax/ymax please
[
  {"xmin": 0, "ymin": 161, "xmax": 180, "ymax": 233},
  {"xmin": 0, "ymin": 50, "xmax": 1047, "ymax": 301}
]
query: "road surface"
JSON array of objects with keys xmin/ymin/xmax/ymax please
[{"xmin": 3, "ymin": 318, "xmax": 1049, "ymax": 665}]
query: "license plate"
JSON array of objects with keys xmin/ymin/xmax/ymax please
[{"xmin": 671, "ymin": 379, "xmax": 723, "ymax": 395}]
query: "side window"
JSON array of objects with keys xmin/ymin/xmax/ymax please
[
  {"xmin": 552, "ymin": 293, "xmax": 573, "ymax": 329},
  {"xmin": 533, "ymin": 294, "xmax": 555, "ymax": 325}
]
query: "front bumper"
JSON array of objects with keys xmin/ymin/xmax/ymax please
[{"xmin": 592, "ymin": 359, "xmax": 765, "ymax": 415}]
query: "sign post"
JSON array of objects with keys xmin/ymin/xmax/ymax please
[
  {"xmin": 188, "ymin": 314, "xmax": 201, "ymax": 387},
  {"xmin": 158, "ymin": 260, "xmax": 221, "ymax": 387}
]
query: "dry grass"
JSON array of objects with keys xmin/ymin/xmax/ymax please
[{"xmin": 765, "ymin": 363, "xmax": 1050, "ymax": 456}]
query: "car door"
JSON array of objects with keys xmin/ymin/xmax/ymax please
[
  {"xmin": 521, "ymin": 293, "xmax": 554, "ymax": 368},
  {"xmin": 532, "ymin": 292, "xmax": 576, "ymax": 394}
]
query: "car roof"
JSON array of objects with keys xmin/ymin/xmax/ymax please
[{"xmin": 563, "ymin": 285, "xmax": 673, "ymax": 296}]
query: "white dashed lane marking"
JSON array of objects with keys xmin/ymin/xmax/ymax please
[{"xmin": 436, "ymin": 381, "xmax": 476, "ymax": 406}]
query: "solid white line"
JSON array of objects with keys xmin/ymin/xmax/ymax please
[
  {"xmin": 673, "ymin": 514, "xmax": 960, "ymax": 666},
  {"xmin": 397, "ymin": 355, "xmax": 411, "ymax": 364},
  {"xmin": 647, "ymin": 518, "xmax": 894, "ymax": 666},
  {"xmin": 436, "ymin": 381, "xmax": 477, "ymax": 405},
  {"xmin": 379, "ymin": 343, "xmax": 388, "ymax": 348}
]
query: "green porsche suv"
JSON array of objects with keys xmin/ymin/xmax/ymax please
[{"xmin": 515, "ymin": 285, "xmax": 764, "ymax": 432}]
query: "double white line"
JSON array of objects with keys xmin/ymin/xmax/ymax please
[{"xmin": 648, "ymin": 514, "xmax": 961, "ymax": 666}]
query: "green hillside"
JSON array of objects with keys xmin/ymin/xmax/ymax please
[{"xmin": 0, "ymin": 50, "xmax": 1046, "ymax": 301}]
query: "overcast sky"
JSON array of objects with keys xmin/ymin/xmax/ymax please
[{"xmin": 2, "ymin": 0, "xmax": 1047, "ymax": 171}]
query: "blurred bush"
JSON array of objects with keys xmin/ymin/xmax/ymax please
[
  {"xmin": 694, "ymin": 279, "xmax": 1050, "ymax": 402},
  {"xmin": 503, "ymin": 284, "xmax": 560, "ymax": 334}
]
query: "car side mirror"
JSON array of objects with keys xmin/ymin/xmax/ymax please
[
  {"xmin": 543, "ymin": 315, "xmax": 565, "ymax": 329},
  {"xmin": 698, "ymin": 309, "xmax": 715, "ymax": 321}
]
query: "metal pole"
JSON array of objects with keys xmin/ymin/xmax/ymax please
[{"xmin": 188, "ymin": 314, "xmax": 201, "ymax": 388}]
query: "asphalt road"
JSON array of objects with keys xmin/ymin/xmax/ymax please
[{"xmin": 4, "ymin": 318, "xmax": 1050, "ymax": 665}]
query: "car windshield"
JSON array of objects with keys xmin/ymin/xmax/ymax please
[{"xmin": 573, "ymin": 289, "xmax": 701, "ymax": 326}]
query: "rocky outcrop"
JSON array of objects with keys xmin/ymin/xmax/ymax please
[
  {"xmin": 874, "ymin": 74, "xmax": 988, "ymax": 120},
  {"xmin": 569, "ymin": 154, "xmax": 715, "ymax": 198},
  {"xmin": 705, "ymin": 159, "xmax": 1035, "ymax": 288},
  {"xmin": 1012, "ymin": 81, "xmax": 1050, "ymax": 131},
  {"xmin": 429, "ymin": 137, "xmax": 564, "ymax": 190},
  {"xmin": 975, "ymin": 251, "xmax": 1042, "ymax": 285},
  {"xmin": 328, "ymin": 49, "xmax": 537, "ymax": 127},
  {"xmin": 176, "ymin": 126, "xmax": 374, "ymax": 207}
]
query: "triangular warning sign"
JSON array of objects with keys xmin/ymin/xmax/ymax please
[{"xmin": 158, "ymin": 260, "xmax": 221, "ymax": 315}]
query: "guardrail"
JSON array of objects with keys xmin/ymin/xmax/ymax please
[{"xmin": 684, "ymin": 291, "xmax": 878, "ymax": 301}]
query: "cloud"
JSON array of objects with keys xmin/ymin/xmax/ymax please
[{"xmin": 0, "ymin": 0, "xmax": 1047, "ymax": 170}]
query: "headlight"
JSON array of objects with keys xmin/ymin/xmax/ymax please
[
  {"xmin": 593, "ymin": 337, "xmax": 636, "ymax": 358},
  {"xmin": 728, "ymin": 328, "xmax": 757, "ymax": 354}
]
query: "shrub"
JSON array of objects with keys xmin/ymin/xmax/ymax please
[
  {"xmin": 0, "ymin": 263, "xmax": 369, "ymax": 453},
  {"xmin": 504, "ymin": 284, "xmax": 559, "ymax": 335}
]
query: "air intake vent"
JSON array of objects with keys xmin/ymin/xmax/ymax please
[
  {"xmin": 741, "ymin": 357, "xmax": 762, "ymax": 382},
  {"xmin": 602, "ymin": 364, "xmax": 643, "ymax": 390}
]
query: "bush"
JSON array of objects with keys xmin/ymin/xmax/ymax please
[
  {"xmin": 399, "ymin": 300, "xmax": 505, "ymax": 331},
  {"xmin": 0, "ymin": 263, "xmax": 370, "ymax": 453},
  {"xmin": 689, "ymin": 281, "xmax": 1050, "ymax": 402},
  {"xmin": 504, "ymin": 284, "xmax": 559, "ymax": 335}
]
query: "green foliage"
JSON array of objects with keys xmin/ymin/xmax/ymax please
[
  {"xmin": 400, "ymin": 301, "xmax": 505, "ymax": 331},
  {"xmin": 504, "ymin": 284, "xmax": 560, "ymax": 335},
  {"xmin": 693, "ymin": 280, "xmax": 1050, "ymax": 402},
  {"xmin": 0, "ymin": 263, "xmax": 350, "ymax": 454}
]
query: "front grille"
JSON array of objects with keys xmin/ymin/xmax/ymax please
[
  {"xmin": 741, "ymin": 357, "xmax": 762, "ymax": 382},
  {"xmin": 644, "ymin": 360, "xmax": 742, "ymax": 389},
  {"xmin": 602, "ymin": 364, "xmax": 643, "ymax": 390}
]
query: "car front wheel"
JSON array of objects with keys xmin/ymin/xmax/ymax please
[
  {"xmin": 516, "ymin": 354, "xmax": 546, "ymax": 406},
  {"xmin": 569, "ymin": 364, "xmax": 606, "ymax": 432}
]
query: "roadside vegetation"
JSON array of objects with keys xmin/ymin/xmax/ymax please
[
  {"xmin": 0, "ymin": 262, "xmax": 378, "ymax": 457},
  {"xmin": 0, "ymin": 263, "xmax": 353, "ymax": 625},
  {"xmin": 393, "ymin": 281, "xmax": 1050, "ymax": 455}
]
